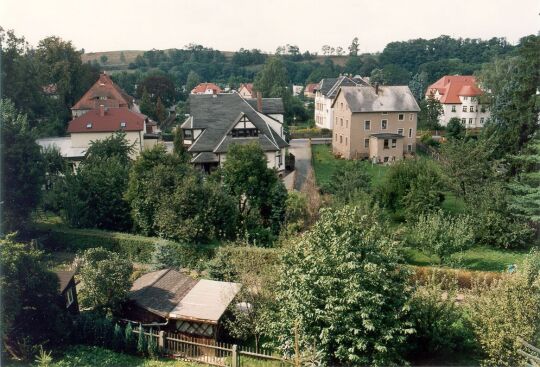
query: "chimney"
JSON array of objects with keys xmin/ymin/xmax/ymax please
[
  {"xmin": 99, "ymin": 104, "xmax": 105, "ymax": 117},
  {"xmin": 256, "ymin": 91, "xmax": 262, "ymax": 112},
  {"xmin": 375, "ymin": 83, "xmax": 379, "ymax": 95}
]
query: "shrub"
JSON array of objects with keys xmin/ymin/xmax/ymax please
[
  {"xmin": 124, "ymin": 323, "xmax": 137, "ymax": 354},
  {"xmin": 136, "ymin": 326, "xmax": 148, "ymax": 357}
]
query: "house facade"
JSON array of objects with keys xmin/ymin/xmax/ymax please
[
  {"xmin": 332, "ymin": 85, "xmax": 419, "ymax": 163},
  {"xmin": 123, "ymin": 269, "xmax": 241, "ymax": 341},
  {"xmin": 71, "ymin": 73, "xmax": 134, "ymax": 118},
  {"xmin": 238, "ymin": 83, "xmax": 254, "ymax": 98},
  {"xmin": 181, "ymin": 93, "xmax": 288, "ymax": 172},
  {"xmin": 314, "ymin": 76, "xmax": 369, "ymax": 129},
  {"xmin": 426, "ymin": 75, "xmax": 489, "ymax": 128},
  {"xmin": 191, "ymin": 82, "xmax": 222, "ymax": 95}
]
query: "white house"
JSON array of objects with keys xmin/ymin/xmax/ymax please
[
  {"xmin": 426, "ymin": 75, "xmax": 490, "ymax": 129},
  {"xmin": 314, "ymin": 76, "xmax": 369, "ymax": 129}
]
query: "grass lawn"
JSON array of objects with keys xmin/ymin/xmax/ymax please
[
  {"xmin": 311, "ymin": 144, "xmax": 389, "ymax": 189},
  {"xmin": 404, "ymin": 246, "xmax": 529, "ymax": 272}
]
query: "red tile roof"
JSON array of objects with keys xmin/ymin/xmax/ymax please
[
  {"xmin": 191, "ymin": 82, "xmax": 222, "ymax": 95},
  {"xmin": 67, "ymin": 107, "xmax": 146, "ymax": 133},
  {"xmin": 305, "ymin": 83, "xmax": 319, "ymax": 93},
  {"xmin": 426, "ymin": 75, "xmax": 483, "ymax": 104},
  {"xmin": 72, "ymin": 73, "xmax": 134, "ymax": 111}
]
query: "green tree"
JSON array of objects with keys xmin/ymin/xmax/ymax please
[
  {"xmin": 323, "ymin": 160, "xmax": 371, "ymax": 204},
  {"xmin": 139, "ymin": 88, "xmax": 155, "ymax": 119},
  {"xmin": 408, "ymin": 72, "xmax": 429, "ymax": 101},
  {"xmin": 154, "ymin": 97, "xmax": 167, "ymax": 123},
  {"xmin": 100, "ymin": 55, "xmax": 108, "ymax": 65},
  {"xmin": 185, "ymin": 70, "xmax": 200, "ymax": 93},
  {"xmin": 78, "ymin": 248, "xmax": 133, "ymax": 313},
  {"xmin": 468, "ymin": 250, "xmax": 540, "ymax": 367},
  {"xmin": 406, "ymin": 211, "xmax": 475, "ymax": 264},
  {"xmin": 271, "ymin": 206, "xmax": 413, "ymax": 366},
  {"xmin": 417, "ymin": 92, "xmax": 443, "ymax": 130},
  {"xmin": 0, "ymin": 235, "xmax": 66, "ymax": 360},
  {"xmin": 446, "ymin": 117, "xmax": 465, "ymax": 140},
  {"xmin": 348, "ymin": 37, "xmax": 359, "ymax": 56},
  {"xmin": 253, "ymin": 57, "xmax": 289, "ymax": 98},
  {"xmin": 85, "ymin": 131, "xmax": 134, "ymax": 166},
  {"xmin": 136, "ymin": 74, "xmax": 176, "ymax": 106},
  {"xmin": 119, "ymin": 51, "xmax": 126, "ymax": 64},
  {"xmin": 1, "ymin": 99, "xmax": 45, "ymax": 232}
]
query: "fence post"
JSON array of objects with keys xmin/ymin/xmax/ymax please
[
  {"xmin": 231, "ymin": 344, "xmax": 238, "ymax": 367},
  {"xmin": 158, "ymin": 330, "xmax": 164, "ymax": 350}
]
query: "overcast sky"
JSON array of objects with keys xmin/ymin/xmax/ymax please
[{"xmin": 1, "ymin": 0, "xmax": 538, "ymax": 53}]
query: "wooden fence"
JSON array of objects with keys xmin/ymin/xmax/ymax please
[
  {"xmin": 133, "ymin": 328, "xmax": 290, "ymax": 367},
  {"xmin": 518, "ymin": 337, "xmax": 540, "ymax": 367}
]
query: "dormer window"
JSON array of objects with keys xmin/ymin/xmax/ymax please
[
  {"xmin": 86, "ymin": 122, "xmax": 92, "ymax": 129},
  {"xmin": 231, "ymin": 115, "xmax": 259, "ymax": 138},
  {"xmin": 120, "ymin": 122, "xmax": 127, "ymax": 128}
]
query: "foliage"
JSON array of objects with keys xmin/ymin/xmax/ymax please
[
  {"xmin": 348, "ymin": 37, "xmax": 360, "ymax": 56},
  {"xmin": 139, "ymin": 88, "xmax": 155, "ymax": 118},
  {"xmin": 406, "ymin": 211, "xmax": 475, "ymax": 264},
  {"xmin": 1, "ymin": 99, "xmax": 45, "ymax": 232},
  {"xmin": 124, "ymin": 323, "xmax": 137, "ymax": 354},
  {"xmin": 283, "ymin": 192, "xmax": 311, "ymax": 234},
  {"xmin": 417, "ymin": 93, "xmax": 442, "ymax": 130},
  {"xmin": 446, "ymin": 117, "xmax": 466, "ymax": 140},
  {"xmin": 185, "ymin": 70, "xmax": 200, "ymax": 93},
  {"xmin": 408, "ymin": 71, "xmax": 429, "ymax": 101},
  {"xmin": 137, "ymin": 326, "xmax": 148, "ymax": 356},
  {"xmin": 78, "ymin": 248, "xmax": 133, "ymax": 313},
  {"xmin": 271, "ymin": 206, "xmax": 413, "ymax": 366},
  {"xmin": 0, "ymin": 235, "xmax": 67, "ymax": 360},
  {"xmin": 85, "ymin": 131, "xmax": 135, "ymax": 166},
  {"xmin": 322, "ymin": 160, "xmax": 370, "ymax": 204},
  {"xmin": 221, "ymin": 143, "xmax": 287, "ymax": 244},
  {"xmin": 467, "ymin": 250, "xmax": 540, "ymax": 367},
  {"xmin": 136, "ymin": 74, "xmax": 176, "ymax": 106},
  {"xmin": 35, "ymin": 345, "xmax": 54, "ymax": 367}
]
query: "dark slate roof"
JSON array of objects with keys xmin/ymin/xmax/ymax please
[
  {"xmin": 55, "ymin": 270, "xmax": 75, "ymax": 293},
  {"xmin": 129, "ymin": 269, "xmax": 198, "ymax": 318},
  {"xmin": 316, "ymin": 76, "xmax": 370, "ymax": 98},
  {"xmin": 336, "ymin": 86, "xmax": 420, "ymax": 113},
  {"xmin": 191, "ymin": 152, "xmax": 219, "ymax": 164},
  {"xmin": 245, "ymin": 98, "xmax": 285, "ymax": 114},
  {"xmin": 370, "ymin": 133, "xmax": 405, "ymax": 139},
  {"xmin": 184, "ymin": 94, "xmax": 288, "ymax": 155}
]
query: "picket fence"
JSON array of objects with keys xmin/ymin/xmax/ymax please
[{"xmin": 133, "ymin": 328, "xmax": 290, "ymax": 367}]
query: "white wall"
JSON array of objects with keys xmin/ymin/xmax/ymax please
[
  {"xmin": 433, "ymin": 96, "xmax": 490, "ymax": 128},
  {"xmin": 314, "ymin": 93, "xmax": 334, "ymax": 129},
  {"xmin": 218, "ymin": 148, "xmax": 285, "ymax": 171}
]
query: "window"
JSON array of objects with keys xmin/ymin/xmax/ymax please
[
  {"xmin": 276, "ymin": 152, "xmax": 282, "ymax": 166},
  {"xmin": 481, "ymin": 105, "xmax": 486, "ymax": 113},
  {"xmin": 462, "ymin": 106, "xmax": 467, "ymax": 112},
  {"xmin": 407, "ymin": 144, "xmax": 412, "ymax": 152},
  {"xmin": 364, "ymin": 120, "xmax": 371, "ymax": 130},
  {"xmin": 463, "ymin": 96, "xmax": 468, "ymax": 101},
  {"xmin": 381, "ymin": 120, "xmax": 388, "ymax": 130},
  {"xmin": 397, "ymin": 128, "xmax": 404, "ymax": 136},
  {"xmin": 469, "ymin": 106, "xmax": 474, "ymax": 112},
  {"xmin": 461, "ymin": 118, "xmax": 466, "ymax": 124},
  {"xmin": 183, "ymin": 130, "xmax": 192, "ymax": 138},
  {"xmin": 475, "ymin": 106, "xmax": 479, "ymax": 112},
  {"xmin": 469, "ymin": 118, "xmax": 473, "ymax": 125},
  {"xmin": 384, "ymin": 139, "xmax": 389, "ymax": 149},
  {"xmin": 408, "ymin": 128, "xmax": 413, "ymax": 138},
  {"xmin": 66, "ymin": 287, "xmax": 74, "ymax": 308},
  {"xmin": 384, "ymin": 157, "xmax": 389, "ymax": 162},
  {"xmin": 382, "ymin": 112, "xmax": 388, "ymax": 115},
  {"xmin": 409, "ymin": 114, "xmax": 413, "ymax": 121},
  {"xmin": 480, "ymin": 117, "xmax": 484, "ymax": 124},
  {"xmin": 340, "ymin": 135, "xmax": 342, "ymax": 144},
  {"xmin": 345, "ymin": 137, "xmax": 348, "ymax": 146},
  {"xmin": 391, "ymin": 139, "xmax": 397, "ymax": 148},
  {"xmin": 232, "ymin": 128, "xmax": 258, "ymax": 137},
  {"xmin": 120, "ymin": 122, "xmax": 127, "ymax": 128},
  {"xmin": 99, "ymin": 96, "xmax": 107, "ymax": 100},
  {"xmin": 451, "ymin": 105, "xmax": 456, "ymax": 112},
  {"xmin": 86, "ymin": 122, "xmax": 92, "ymax": 129},
  {"xmin": 398, "ymin": 114, "xmax": 404, "ymax": 121},
  {"xmin": 364, "ymin": 138, "xmax": 369, "ymax": 148},
  {"xmin": 340, "ymin": 118, "xmax": 343, "ymax": 127}
]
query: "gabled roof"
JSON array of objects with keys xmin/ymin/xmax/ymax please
[
  {"xmin": 55, "ymin": 270, "xmax": 76, "ymax": 293},
  {"xmin": 334, "ymin": 86, "xmax": 420, "ymax": 113},
  {"xmin": 72, "ymin": 73, "xmax": 133, "ymax": 111},
  {"xmin": 129, "ymin": 269, "xmax": 241, "ymax": 323},
  {"xmin": 305, "ymin": 83, "xmax": 319, "ymax": 93},
  {"xmin": 245, "ymin": 98, "xmax": 285, "ymax": 114},
  {"xmin": 183, "ymin": 94, "xmax": 288, "ymax": 160},
  {"xmin": 426, "ymin": 75, "xmax": 483, "ymax": 104},
  {"xmin": 316, "ymin": 76, "xmax": 370, "ymax": 98},
  {"xmin": 67, "ymin": 107, "xmax": 146, "ymax": 133},
  {"xmin": 239, "ymin": 83, "xmax": 254, "ymax": 94},
  {"xmin": 191, "ymin": 83, "xmax": 222, "ymax": 95}
]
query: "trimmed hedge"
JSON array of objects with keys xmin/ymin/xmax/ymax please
[{"xmin": 35, "ymin": 224, "xmax": 215, "ymax": 267}]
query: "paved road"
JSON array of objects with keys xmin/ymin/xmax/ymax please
[{"xmin": 288, "ymin": 139, "xmax": 313, "ymax": 191}]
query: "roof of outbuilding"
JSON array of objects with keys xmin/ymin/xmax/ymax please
[
  {"xmin": 426, "ymin": 75, "xmax": 483, "ymax": 104},
  {"xmin": 72, "ymin": 73, "xmax": 133, "ymax": 111},
  {"xmin": 245, "ymin": 98, "xmax": 285, "ymax": 114},
  {"xmin": 129, "ymin": 269, "xmax": 241, "ymax": 323},
  {"xmin": 184, "ymin": 93, "xmax": 287, "ymax": 154},
  {"xmin": 67, "ymin": 107, "xmax": 146, "ymax": 133},
  {"xmin": 334, "ymin": 86, "xmax": 420, "ymax": 113},
  {"xmin": 55, "ymin": 270, "xmax": 76, "ymax": 293}
]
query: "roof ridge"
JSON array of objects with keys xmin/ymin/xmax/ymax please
[{"xmin": 240, "ymin": 94, "xmax": 280, "ymax": 148}]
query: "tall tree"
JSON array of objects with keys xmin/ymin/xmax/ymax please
[
  {"xmin": 139, "ymin": 88, "xmax": 155, "ymax": 119},
  {"xmin": 348, "ymin": 37, "xmax": 359, "ymax": 56},
  {"xmin": 408, "ymin": 71, "xmax": 429, "ymax": 101},
  {"xmin": 136, "ymin": 74, "xmax": 176, "ymax": 106},
  {"xmin": 417, "ymin": 92, "xmax": 443, "ymax": 130},
  {"xmin": 185, "ymin": 70, "xmax": 200, "ymax": 93},
  {"xmin": 0, "ymin": 99, "xmax": 45, "ymax": 233},
  {"xmin": 253, "ymin": 57, "xmax": 289, "ymax": 98},
  {"xmin": 271, "ymin": 206, "xmax": 412, "ymax": 366}
]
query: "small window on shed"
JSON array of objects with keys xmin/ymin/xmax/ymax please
[
  {"xmin": 66, "ymin": 287, "xmax": 74, "ymax": 308},
  {"xmin": 86, "ymin": 122, "xmax": 92, "ymax": 129}
]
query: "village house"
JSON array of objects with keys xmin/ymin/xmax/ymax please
[
  {"xmin": 426, "ymin": 75, "xmax": 489, "ymax": 128},
  {"xmin": 237, "ymin": 83, "xmax": 254, "ymax": 98},
  {"xmin": 191, "ymin": 82, "xmax": 222, "ymax": 95},
  {"xmin": 314, "ymin": 75, "xmax": 369, "ymax": 129},
  {"xmin": 123, "ymin": 269, "xmax": 241, "ymax": 341},
  {"xmin": 292, "ymin": 85, "xmax": 303, "ymax": 96},
  {"xmin": 55, "ymin": 270, "xmax": 79, "ymax": 315},
  {"xmin": 303, "ymin": 83, "xmax": 318, "ymax": 99},
  {"xmin": 332, "ymin": 84, "xmax": 419, "ymax": 163},
  {"xmin": 71, "ymin": 73, "xmax": 136, "ymax": 118},
  {"xmin": 181, "ymin": 92, "xmax": 288, "ymax": 172}
]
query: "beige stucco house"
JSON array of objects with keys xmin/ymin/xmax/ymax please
[{"xmin": 331, "ymin": 85, "xmax": 420, "ymax": 163}]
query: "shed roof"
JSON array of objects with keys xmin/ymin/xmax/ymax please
[
  {"xmin": 334, "ymin": 86, "xmax": 420, "ymax": 113},
  {"xmin": 55, "ymin": 270, "xmax": 76, "ymax": 293}
]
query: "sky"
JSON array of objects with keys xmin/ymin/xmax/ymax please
[{"xmin": 1, "ymin": 0, "xmax": 538, "ymax": 53}]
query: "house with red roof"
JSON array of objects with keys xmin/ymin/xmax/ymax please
[
  {"xmin": 425, "ymin": 75, "xmax": 489, "ymax": 129},
  {"xmin": 191, "ymin": 82, "xmax": 222, "ymax": 95},
  {"xmin": 303, "ymin": 83, "xmax": 319, "ymax": 99},
  {"xmin": 71, "ymin": 73, "xmax": 135, "ymax": 118},
  {"xmin": 238, "ymin": 83, "xmax": 254, "ymax": 98}
]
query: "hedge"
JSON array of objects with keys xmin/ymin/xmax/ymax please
[{"xmin": 34, "ymin": 224, "xmax": 216, "ymax": 267}]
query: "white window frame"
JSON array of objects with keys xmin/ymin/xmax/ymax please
[
  {"xmin": 398, "ymin": 114, "xmax": 404, "ymax": 121},
  {"xmin": 407, "ymin": 144, "xmax": 412, "ymax": 152},
  {"xmin": 408, "ymin": 128, "xmax": 413, "ymax": 138},
  {"xmin": 364, "ymin": 138, "xmax": 369, "ymax": 148},
  {"xmin": 364, "ymin": 120, "xmax": 371, "ymax": 130},
  {"xmin": 66, "ymin": 287, "xmax": 74, "ymax": 308},
  {"xmin": 397, "ymin": 128, "xmax": 404, "ymax": 136}
]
